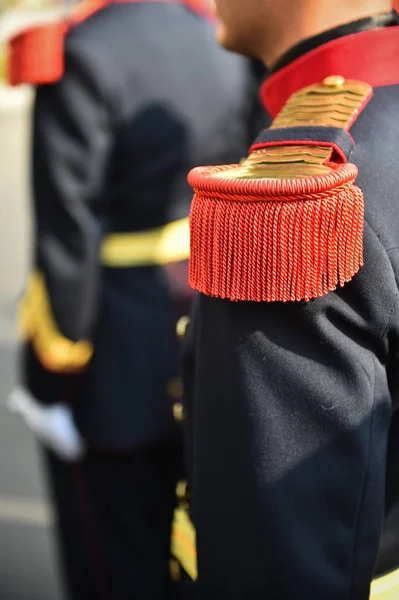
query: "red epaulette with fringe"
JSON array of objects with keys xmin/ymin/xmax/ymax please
[
  {"xmin": 188, "ymin": 75, "xmax": 372, "ymax": 303},
  {"xmin": 7, "ymin": 0, "xmax": 215, "ymax": 86},
  {"xmin": 7, "ymin": 20, "xmax": 67, "ymax": 86},
  {"xmin": 7, "ymin": 0, "xmax": 108, "ymax": 86}
]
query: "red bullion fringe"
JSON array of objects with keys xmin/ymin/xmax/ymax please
[{"xmin": 188, "ymin": 163, "xmax": 364, "ymax": 303}]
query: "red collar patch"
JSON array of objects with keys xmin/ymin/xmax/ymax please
[{"xmin": 261, "ymin": 26, "xmax": 399, "ymax": 117}]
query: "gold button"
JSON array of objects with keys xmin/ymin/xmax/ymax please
[
  {"xmin": 176, "ymin": 316, "xmax": 190, "ymax": 340},
  {"xmin": 173, "ymin": 402, "xmax": 184, "ymax": 423},
  {"xmin": 323, "ymin": 75, "xmax": 345, "ymax": 88},
  {"xmin": 169, "ymin": 558, "xmax": 182, "ymax": 582},
  {"xmin": 176, "ymin": 480, "xmax": 189, "ymax": 501},
  {"xmin": 167, "ymin": 377, "xmax": 183, "ymax": 399}
]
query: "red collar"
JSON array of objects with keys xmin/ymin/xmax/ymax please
[{"xmin": 261, "ymin": 26, "xmax": 399, "ymax": 117}]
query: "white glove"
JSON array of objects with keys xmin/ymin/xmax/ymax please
[{"xmin": 6, "ymin": 386, "xmax": 86, "ymax": 462}]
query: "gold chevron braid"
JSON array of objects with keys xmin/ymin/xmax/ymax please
[
  {"xmin": 213, "ymin": 76, "xmax": 372, "ymax": 180},
  {"xmin": 245, "ymin": 145, "xmax": 332, "ymax": 165},
  {"xmin": 272, "ymin": 78, "xmax": 371, "ymax": 128}
]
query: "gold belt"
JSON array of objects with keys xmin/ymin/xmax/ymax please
[{"xmin": 101, "ymin": 217, "xmax": 190, "ymax": 267}]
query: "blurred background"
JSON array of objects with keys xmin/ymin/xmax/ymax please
[{"xmin": 0, "ymin": 1, "xmax": 65, "ymax": 598}]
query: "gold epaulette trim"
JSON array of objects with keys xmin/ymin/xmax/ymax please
[
  {"xmin": 214, "ymin": 76, "xmax": 372, "ymax": 181},
  {"xmin": 18, "ymin": 271, "xmax": 93, "ymax": 373},
  {"xmin": 271, "ymin": 76, "xmax": 371, "ymax": 128}
]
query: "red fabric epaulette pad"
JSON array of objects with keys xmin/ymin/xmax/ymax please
[
  {"xmin": 8, "ymin": 21, "xmax": 67, "ymax": 86},
  {"xmin": 7, "ymin": 0, "xmax": 215, "ymax": 87}
]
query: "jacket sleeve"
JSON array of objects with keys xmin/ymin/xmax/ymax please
[
  {"xmin": 20, "ymin": 38, "xmax": 113, "ymax": 376},
  {"xmin": 183, "ymin": 221, "xmax": 399, "ymax": 597}
]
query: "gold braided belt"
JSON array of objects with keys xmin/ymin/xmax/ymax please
[
  {"xmin": 19, "ymin": 217, "xmax": 190, "ymax": 373},
  {"xmin": 101, "ymin": 217, "xmax": 190, "ymax": 267}
]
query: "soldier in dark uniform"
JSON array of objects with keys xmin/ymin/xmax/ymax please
[
  {"xmin": 181, "ymin": 0, "xmax": 399, "ymax": 598},
  {"xmin": 7, "ymin": 1, "xmax": 262, "ymax": 598}
]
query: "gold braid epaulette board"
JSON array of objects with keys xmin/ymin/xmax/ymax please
[
  {"xmin": 188, "ymin": 76, "xmax": 370, "ymax": 303},
  {"xmin": 169, "ymin": 76, "xmax": 399, "ymax": 598}
]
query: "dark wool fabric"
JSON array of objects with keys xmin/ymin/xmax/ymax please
[
  {"xmin": 42, "ymin": 440, "xmax": 183, "ymax": 600},
  {"xmin": 182, "ymin": 42, "xmax": 399, "ymax": 600}
]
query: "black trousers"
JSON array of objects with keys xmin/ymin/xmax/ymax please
[{"xmin": 42, "ymin": 439, "xmax": 183, "ymax": 600}]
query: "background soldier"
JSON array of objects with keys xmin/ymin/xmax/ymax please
[
  {"xmin": 183, "ymin": 0, "xmax": 399, "ymax": 598},
  {"xmin": 6, "ymin": 0, "xmax": 263, "ymax": 598}
]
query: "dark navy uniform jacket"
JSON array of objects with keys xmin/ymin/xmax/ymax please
[
  {"xmin": 183, "ymin": 14, "xmax": 399, "ymax": 600},
  {"xmin": 22, "ymin": 0, "xmax": 262, "ymax": 449}
]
